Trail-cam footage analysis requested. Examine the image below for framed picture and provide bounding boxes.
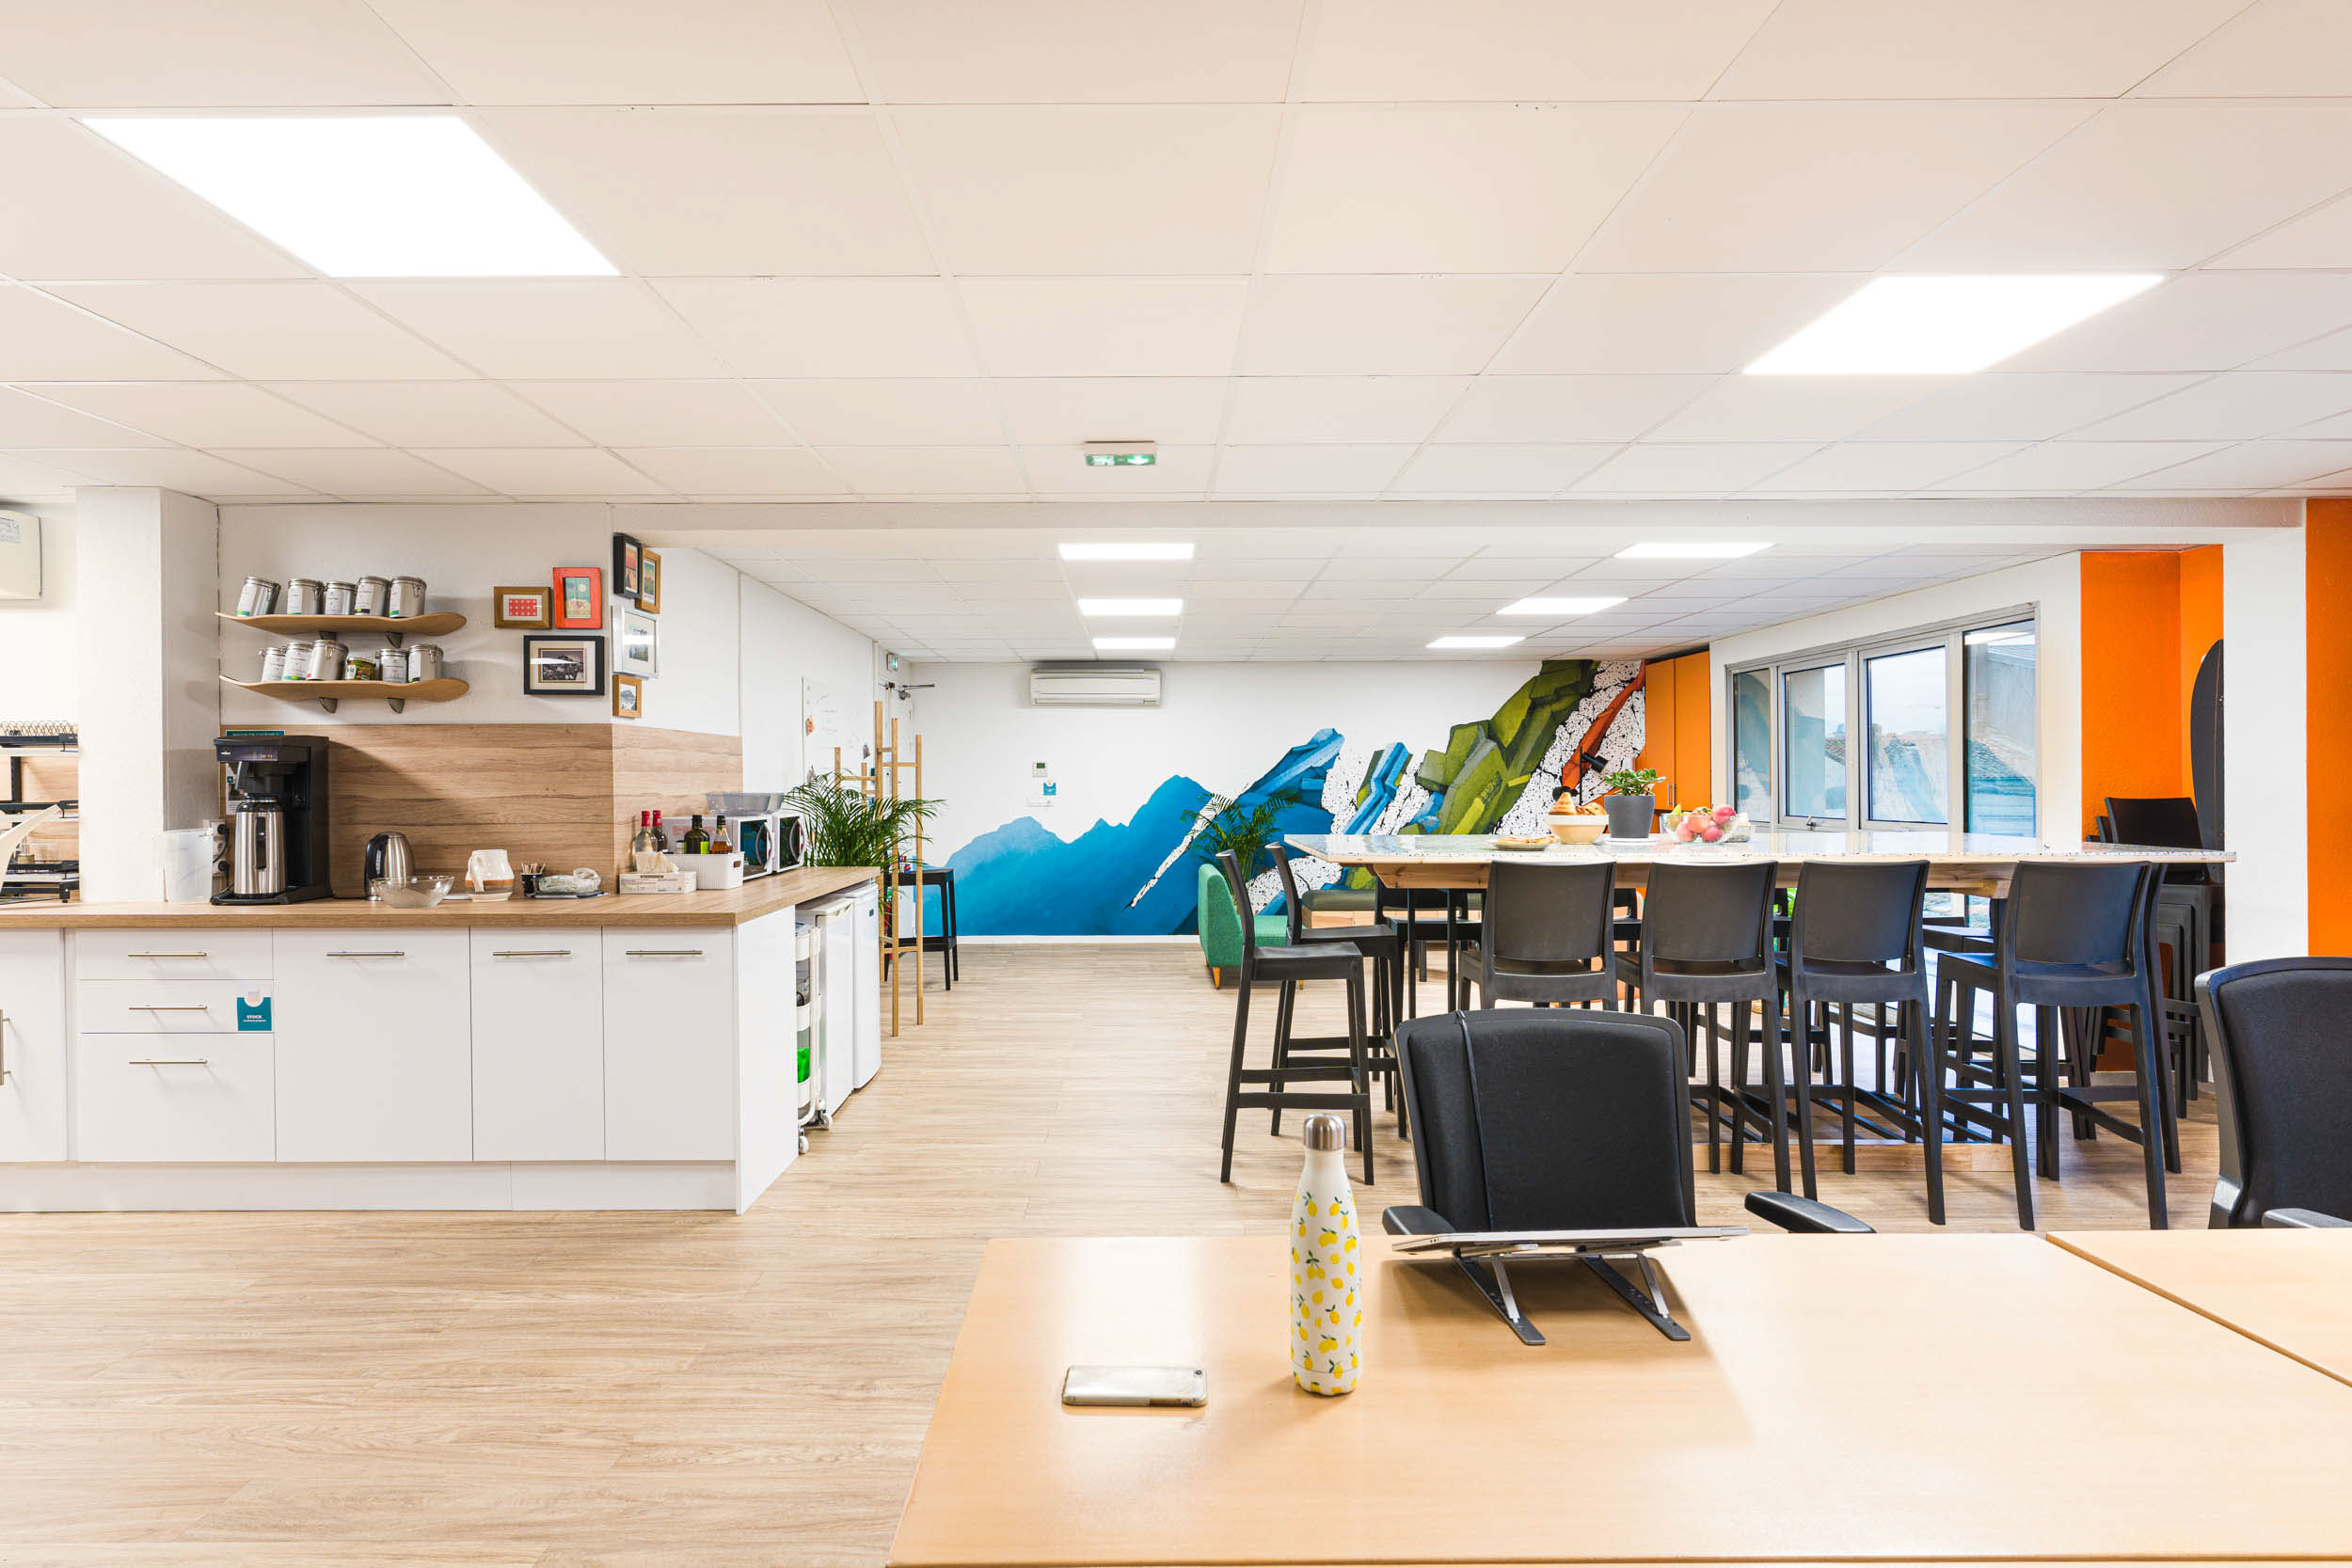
[492,584,551,629]
[612,673,643,721]
[616,608,660,677]
[522,633,606,697]
[637,547,662,614]
[551,565,603,629]
[612,532,642,603]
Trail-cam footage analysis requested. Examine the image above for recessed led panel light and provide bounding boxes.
[1427,635,1524,651]
[1058,542,1195,562]
[1745,275,2162,375]
[1500,596,1628,616]
[1616,542,1771,561]
[85,116,616,277]
[1076,597,1184,617]
[1092,636,1174,651]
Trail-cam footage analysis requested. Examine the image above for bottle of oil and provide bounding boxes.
[684,814,710,854]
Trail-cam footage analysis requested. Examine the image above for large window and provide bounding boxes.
[1728,609,2037,832]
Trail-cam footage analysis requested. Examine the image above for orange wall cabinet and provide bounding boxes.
[1638,651,1712,810]
[2078,549,2223,842]
[2309,503,2352,953]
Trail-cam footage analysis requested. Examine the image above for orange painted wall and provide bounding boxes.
[1638,651,1713,810]
[2309,503,2352,953]
[2080,552,2185,839]
[2177,545,2223,789]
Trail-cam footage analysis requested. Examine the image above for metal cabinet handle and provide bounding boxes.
[1,1006,8,1084]
[326,950,405,958]
[129,1005,214,1012]
[491,949,572,958]
[624,948,705,958]
[130,1057,210,1067]
[128,951,209,959]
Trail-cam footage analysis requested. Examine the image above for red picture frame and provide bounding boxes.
[552,565,604,630]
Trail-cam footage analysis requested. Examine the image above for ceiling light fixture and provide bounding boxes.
[1616,542,1771,561]
[1500,596,1628,616]
[1427,635,1523,651]
[1076,597,1183,617]
[1092,636,1174,651]
[84,115,615,277]
[1745,274,2162,375]
[1082,440,1158,467]
[1058,542,1194,562]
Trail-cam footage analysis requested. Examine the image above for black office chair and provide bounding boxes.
[1458,859,1618,1009]
[2197,957,2352,1228]
[1383,1008,1868,1340]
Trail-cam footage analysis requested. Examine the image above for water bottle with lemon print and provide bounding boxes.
[1290,1112,1361,1396]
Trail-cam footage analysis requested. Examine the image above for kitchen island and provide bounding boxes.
[0,867,878,1212]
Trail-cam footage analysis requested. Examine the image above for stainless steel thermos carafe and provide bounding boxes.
[229,801,286,898]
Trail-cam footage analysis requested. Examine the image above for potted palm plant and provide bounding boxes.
[784,777,941,869]
[1599,767,1662,840]
[1196,794,1284,878]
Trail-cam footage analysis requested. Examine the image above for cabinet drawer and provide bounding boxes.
[76,978,269,1035]
[74,931,272,981]
[76,1034,275,1163]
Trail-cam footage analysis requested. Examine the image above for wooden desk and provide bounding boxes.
[892,1234,2352,1566]
[2054,1228,2352,1387]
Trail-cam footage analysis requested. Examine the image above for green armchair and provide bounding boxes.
[1197,861,1286,987]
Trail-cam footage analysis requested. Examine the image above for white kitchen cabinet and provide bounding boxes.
[74,930,271,981]
[470,928,602,1162]
[76,1035,276,1164]
[0,930,69,1162]
[273,929,471,1163]
[603,928,735,1162]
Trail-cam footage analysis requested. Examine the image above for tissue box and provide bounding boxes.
[689,852,746,891]
[618,871,696,895]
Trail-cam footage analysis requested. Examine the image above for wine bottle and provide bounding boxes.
[630,810,655,858]
[651,810,671,853]
[684,814,709,854]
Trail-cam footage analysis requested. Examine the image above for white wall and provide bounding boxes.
[0,502,76,721]
[2223,525,2307,958]
[1708,555,2084,841]
[739,575,881,791]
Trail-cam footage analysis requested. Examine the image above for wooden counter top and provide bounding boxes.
[0,864,877,928]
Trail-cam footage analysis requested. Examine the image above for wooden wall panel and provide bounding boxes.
[610,725,743,874]
[320,724,614,896]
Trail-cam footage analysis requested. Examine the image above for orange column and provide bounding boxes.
[2079,552,2185,839]
[1675,652,1712,808]
[2177,544,2223,790]
[1640,656,1677,800]
[2308,503,2352,953]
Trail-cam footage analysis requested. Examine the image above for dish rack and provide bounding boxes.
[1,722,79,903]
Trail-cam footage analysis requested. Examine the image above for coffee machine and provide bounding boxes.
[213,735,332,904]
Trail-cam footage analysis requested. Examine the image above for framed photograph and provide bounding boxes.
[522,633,606,697]
[492,584,551,629]
[612,673,643,721]
[616,608,660,677]
[637,547,662,614]
[551,565,603,629]
[612,532,642,603]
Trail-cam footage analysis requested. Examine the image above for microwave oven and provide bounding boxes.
[737,811,803,879]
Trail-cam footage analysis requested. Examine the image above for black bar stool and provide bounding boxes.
[1271,847,1405,1134]
[1213,849,1373,1185]
[1927,859,2171,1228]
[2103,795,2217,1104]
[1460,859,1618,1009]
[1778,859,1932,1199]
[1615,859,1790,1191]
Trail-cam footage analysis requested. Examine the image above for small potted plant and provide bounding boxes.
[1598,767,1662,839]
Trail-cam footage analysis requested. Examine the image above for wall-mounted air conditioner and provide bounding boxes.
[1029,664,1162,707]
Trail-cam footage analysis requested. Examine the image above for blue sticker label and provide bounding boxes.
[237,994,271,1031]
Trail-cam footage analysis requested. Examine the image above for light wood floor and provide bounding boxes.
[0,944,2217,1567]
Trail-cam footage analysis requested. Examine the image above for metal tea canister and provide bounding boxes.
[353,575,391,616]
[1290,1113,1362,1396]
[235,576,280,617]
[405,642,444,682]
[284,578,325,615]
[388,576,427,618]
[322,580,358,616]
[307,636,345,682]
[374,645,409,684]
[259,643,290,682]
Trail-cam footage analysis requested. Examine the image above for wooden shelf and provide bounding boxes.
[220,674,468,716]
[217,610,467,640]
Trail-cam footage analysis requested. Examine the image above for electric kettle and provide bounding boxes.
[363,831,414,895]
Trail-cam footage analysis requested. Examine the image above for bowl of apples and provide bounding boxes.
[1666,804,1751,845]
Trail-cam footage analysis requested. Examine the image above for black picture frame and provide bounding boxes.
[522,633,607,697]
[612,532,643,603]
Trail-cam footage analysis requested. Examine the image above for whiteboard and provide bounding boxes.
[803,677,850,779]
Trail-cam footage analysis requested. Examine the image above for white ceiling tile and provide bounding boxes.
[1242,276,1548,375]
[2249,326,2352,372]
[2211,192,2352,270]
[2139,0,2352,98]
[1494,275,1854,374]
[1584,104,2086,274]
[1745,441,2028,493]
[616,447,850,496]
[50,283,467,380]
[0,0,450,105]
[0,288,217,381]
[2291,408,2352,439]
[412,447,672,497]
[1569,442,1817,494]
[934,559,1061,582]
[1212,445,1415,495]
[215,448,492,498]
[35,384,373,448]
[370,0,865,104]
[658,278,979,378]
[750,380,1002,446]
[2103,440,2352,491]
[509,381,788,446]
[819,446,1028,495]
[844,0,1302,103]
[1025,445,1216,494]
[1929,441,2230,491]
[264,381,587,447]
[2073,373,2352,441]
[0,388,173,447]
[1900,103,2352,271]
[1649,376,1951,442]
[1437,375,1712,442]
[1859,373,2205,440]
[0,453,91,500]
[1316,556,1469,580]
[962,280,1248,377]
[1715,0,2246,98]
[2001,273,2352,372]
[1223,377,1466,443]
[1267,106,1681,274]
[0,121,309,280]
[995,379,1227,445]
[10,448,314,496]
[476,110,932,277]
[896,107,1278,275]
[354,282,723,378]
[1303,0,1773,101]
[1391,444,1618,495]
